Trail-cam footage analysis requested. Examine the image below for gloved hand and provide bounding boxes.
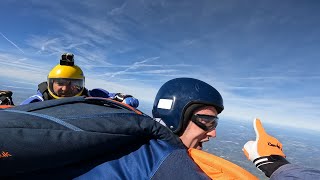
[123,97,139,108]
[243,118,289,178]
[0,90,14,105]
[114,93,139,108]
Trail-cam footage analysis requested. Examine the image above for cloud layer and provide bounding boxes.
[1,0,320,131]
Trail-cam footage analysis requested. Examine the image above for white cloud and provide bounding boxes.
[85,77,158,105]
[105,57,160,79]
[0,32,25,54]
[221,94,320,132]
[0,53,48,83]
[1,1,319,132]
[109,1,127,16]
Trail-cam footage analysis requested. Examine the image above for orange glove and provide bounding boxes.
[243,118,289,177]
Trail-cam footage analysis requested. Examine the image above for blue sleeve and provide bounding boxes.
[20,91,44,105]
[107,92,116,98]
[151,148,209,180]
[89,89,139,108]
[270,164,320,180]
[88,88,110,98]
[75,140,208,180]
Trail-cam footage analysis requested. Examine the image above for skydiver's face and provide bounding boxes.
[179,106,218,150]
[53,80,77,97]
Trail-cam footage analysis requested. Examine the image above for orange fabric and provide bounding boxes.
[0,105,13,109]
[188,148,258,180]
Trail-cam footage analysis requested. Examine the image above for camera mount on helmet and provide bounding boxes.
[60,53,74,66]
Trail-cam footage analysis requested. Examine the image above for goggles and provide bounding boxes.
[191,114,219,131]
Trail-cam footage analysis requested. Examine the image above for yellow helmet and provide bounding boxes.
[47,53,85,99]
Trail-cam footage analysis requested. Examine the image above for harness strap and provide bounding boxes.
[38,82,50,100]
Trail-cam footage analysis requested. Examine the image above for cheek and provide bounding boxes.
[188,123,207,137]
[53,86,60,91]
[191,129,207,141]
[197,132,208,139]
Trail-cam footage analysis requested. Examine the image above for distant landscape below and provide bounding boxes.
[204,119,320,179]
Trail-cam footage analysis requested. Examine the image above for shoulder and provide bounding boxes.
[151,141,209,180]
[20,91,44,105]
[75,139,209,180]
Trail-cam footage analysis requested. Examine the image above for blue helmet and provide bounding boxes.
[152,78,224,135]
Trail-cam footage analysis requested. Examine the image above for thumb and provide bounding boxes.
[253,118,267,141]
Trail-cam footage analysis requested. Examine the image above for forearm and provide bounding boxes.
[270,164,320,180]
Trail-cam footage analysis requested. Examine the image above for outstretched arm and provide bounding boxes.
[243,118,289,178]
[243,118,320,179]
[89,89,139,108]
[109,93,139,108]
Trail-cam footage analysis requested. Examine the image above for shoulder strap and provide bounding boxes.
[82,88,89,96]
[38,82,51,100]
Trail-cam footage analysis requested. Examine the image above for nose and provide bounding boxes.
[61,85,67,91]
[206,129,216,138]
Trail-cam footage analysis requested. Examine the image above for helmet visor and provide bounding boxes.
[48,78,84,98]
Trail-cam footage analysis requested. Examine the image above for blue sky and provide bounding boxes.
[1,0,320,131]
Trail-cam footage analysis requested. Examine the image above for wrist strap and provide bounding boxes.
[254,155,290,177]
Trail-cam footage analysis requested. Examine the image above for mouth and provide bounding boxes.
[58,92,72,97]
[196,142,203,150]
[196,138,210,150]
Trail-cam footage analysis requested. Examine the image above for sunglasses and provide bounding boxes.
[191,114,219,131]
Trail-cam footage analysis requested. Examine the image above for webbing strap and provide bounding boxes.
[4,109,83,131]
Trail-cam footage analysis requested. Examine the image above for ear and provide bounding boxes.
[181,104,205,135]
